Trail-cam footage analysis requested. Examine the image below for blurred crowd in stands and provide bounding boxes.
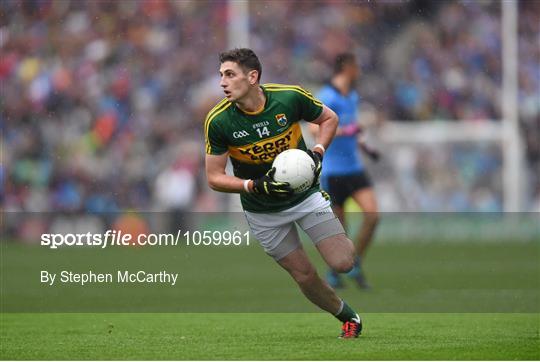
[2,0,539,214]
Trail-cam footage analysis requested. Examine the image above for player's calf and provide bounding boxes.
[289,264,318,286]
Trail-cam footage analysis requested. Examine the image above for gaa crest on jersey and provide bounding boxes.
[275,113,288,127]
[233,130,250,139]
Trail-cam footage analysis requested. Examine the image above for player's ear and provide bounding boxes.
[248,69,259,85]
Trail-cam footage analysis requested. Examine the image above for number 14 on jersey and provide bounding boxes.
[256,126,270,138]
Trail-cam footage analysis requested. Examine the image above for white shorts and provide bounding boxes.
[244,192,346,260]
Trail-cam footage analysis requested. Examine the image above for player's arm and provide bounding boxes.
[205,153,293,196]
[309,114,356,137]
[357,132,382,161]
[304,105,338,185]
[309,104,338,154]
[336,123,361,136]
[206,152,250,193]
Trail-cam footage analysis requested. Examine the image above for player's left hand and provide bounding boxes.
[306,149,323,187]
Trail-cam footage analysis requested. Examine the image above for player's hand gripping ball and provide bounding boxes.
[306,149,323,187]
[252,167,294,197]
[272,149,317,193]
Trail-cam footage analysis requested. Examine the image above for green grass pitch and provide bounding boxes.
[1,313,538,360]
[1,240,539,359]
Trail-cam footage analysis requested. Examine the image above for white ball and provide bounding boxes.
[272,149,315,193]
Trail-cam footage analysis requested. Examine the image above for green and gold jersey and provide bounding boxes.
[204,83,324,212]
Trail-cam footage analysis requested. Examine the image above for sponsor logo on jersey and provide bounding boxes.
[233,130,250,138]
[228,123,302,164]
[275,113,288,126]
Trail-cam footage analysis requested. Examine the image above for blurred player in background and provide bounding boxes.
[205,48,362,338]
[316,53,380,289]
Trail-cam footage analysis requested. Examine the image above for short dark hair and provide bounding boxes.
[219,48,262,82]
[333,52,356,74]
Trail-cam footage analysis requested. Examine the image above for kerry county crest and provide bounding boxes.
[275,113,288,126]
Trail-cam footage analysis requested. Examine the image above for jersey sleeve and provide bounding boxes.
[205,118,228,155]
[295,86,324,122]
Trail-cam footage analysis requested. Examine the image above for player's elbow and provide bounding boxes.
[207,180,221,191]
[206,174,221,191]
[329,108,338,124]
[324,108,339,131]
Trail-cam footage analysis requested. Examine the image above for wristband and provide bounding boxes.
[243,179,252,193]
[313,144,325,154]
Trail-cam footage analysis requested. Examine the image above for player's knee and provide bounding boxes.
[331,255,355,273]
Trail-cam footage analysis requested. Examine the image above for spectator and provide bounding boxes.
[2,1,537,212]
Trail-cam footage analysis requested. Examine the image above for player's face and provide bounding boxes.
[346,62,360,81]
[219,61,253,102]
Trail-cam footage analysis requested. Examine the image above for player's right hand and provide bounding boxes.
[252,167,294,197]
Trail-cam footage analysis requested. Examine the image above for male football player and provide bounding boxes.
[204,48,361,338]
[316,53,380,289]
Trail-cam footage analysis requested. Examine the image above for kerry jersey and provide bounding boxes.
[205,84,323,212]
[317,84,364,175]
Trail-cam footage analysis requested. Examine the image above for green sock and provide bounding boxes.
[334,300,358,323]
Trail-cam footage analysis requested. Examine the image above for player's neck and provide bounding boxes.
[331,75,351,95]
[236,86,266,115]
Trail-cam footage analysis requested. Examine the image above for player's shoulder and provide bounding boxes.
[263,83,316,97]
[204,98,233,128]
[263,83,322,107]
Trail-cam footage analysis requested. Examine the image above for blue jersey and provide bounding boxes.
[317,84,364,177]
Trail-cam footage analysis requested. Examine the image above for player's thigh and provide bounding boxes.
[350,171,378,213]
[296,192,346,245]
[270,225,302,262]
[244,212,301,261]
[351,187,378,214]
[315,233,355,272]
[332,204,345,225]
[293,192,353,271]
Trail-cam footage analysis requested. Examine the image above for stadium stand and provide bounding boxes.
[2,1,538,212]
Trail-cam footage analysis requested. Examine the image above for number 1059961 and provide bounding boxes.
[184,230,250,246]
